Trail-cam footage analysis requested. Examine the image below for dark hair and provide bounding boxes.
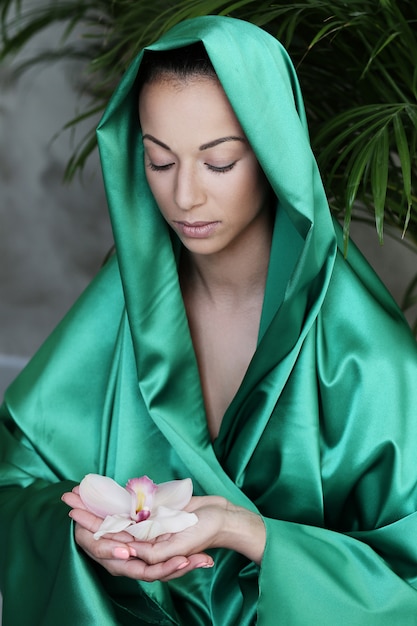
[139,42,217,87]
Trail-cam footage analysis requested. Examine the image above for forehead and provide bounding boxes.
[138,76,244,142]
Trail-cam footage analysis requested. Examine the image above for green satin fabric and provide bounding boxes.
[2,15,417,625]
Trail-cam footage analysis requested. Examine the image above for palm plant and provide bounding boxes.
[1,0,417,322]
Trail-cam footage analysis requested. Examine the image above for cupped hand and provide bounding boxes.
[129,495,265,567]
[128,495,229,566]
[61,487,214,582]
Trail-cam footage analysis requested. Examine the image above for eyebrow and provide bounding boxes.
[142,134,246,151]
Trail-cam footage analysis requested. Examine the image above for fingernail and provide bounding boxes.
[196,561,214,569]
[176,561,190,571]
[113,547,130,560]
[129,547,137,557]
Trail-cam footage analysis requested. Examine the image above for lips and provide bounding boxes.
[174,220,220,238]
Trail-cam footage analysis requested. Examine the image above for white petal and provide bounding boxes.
[126,508,198,541]
[124,519,156,541]
[153,478,193,511]
[93,514,133,539]
[79,474,131,518]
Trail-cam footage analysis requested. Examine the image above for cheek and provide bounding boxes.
[238,162,268,205]
[145,174,171,213]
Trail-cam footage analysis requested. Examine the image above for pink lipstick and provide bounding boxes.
[174,221,220,238]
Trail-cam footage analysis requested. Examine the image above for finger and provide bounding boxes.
[74,524,137,561]
[75,524,192,579]
[63,494,132,542]
[118,555,214,581]
[127,536,191,565]
[69,507,102,533]
[75,524,214,581]
[70,509,137,546]
[159,553,215,581]
[61,491,86,510]
[105,556,193,582]
[130,537,214,568]
[75,524,212,571]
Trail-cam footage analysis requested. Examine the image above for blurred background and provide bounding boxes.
[0,22,113,397]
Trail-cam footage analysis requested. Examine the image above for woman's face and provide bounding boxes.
[139,76,271,257]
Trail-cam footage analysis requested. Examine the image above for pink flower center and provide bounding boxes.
[126,476,157,522]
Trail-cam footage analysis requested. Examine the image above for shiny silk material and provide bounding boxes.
[1,15,417,625]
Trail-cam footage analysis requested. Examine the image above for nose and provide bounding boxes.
[174,163,205,211]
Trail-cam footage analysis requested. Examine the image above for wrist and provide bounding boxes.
[219,501,266,565]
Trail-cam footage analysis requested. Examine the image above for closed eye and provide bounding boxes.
[147,162,174,172]
[206,162,236,174]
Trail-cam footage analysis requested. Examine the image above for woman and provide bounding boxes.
[1,15,417,625]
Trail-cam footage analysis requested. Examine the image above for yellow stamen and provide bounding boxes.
[136,491,145,512]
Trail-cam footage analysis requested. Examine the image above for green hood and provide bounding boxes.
[96,15,336,419]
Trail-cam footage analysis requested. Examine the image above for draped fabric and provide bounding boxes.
[1,15,417,625]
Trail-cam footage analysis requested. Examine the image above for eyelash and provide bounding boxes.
[206,162,236,174]
[147,162,236,174]
[147,163,174,172]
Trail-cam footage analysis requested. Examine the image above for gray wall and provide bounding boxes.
[0,31,113,397]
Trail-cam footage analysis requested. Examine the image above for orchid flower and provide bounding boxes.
[78,473,198,541]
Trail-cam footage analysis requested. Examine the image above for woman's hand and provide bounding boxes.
[62,487,265,582]
[62,487,213,581]
[131,496,266,568]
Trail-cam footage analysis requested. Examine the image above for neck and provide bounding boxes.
[180,210,274,307]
